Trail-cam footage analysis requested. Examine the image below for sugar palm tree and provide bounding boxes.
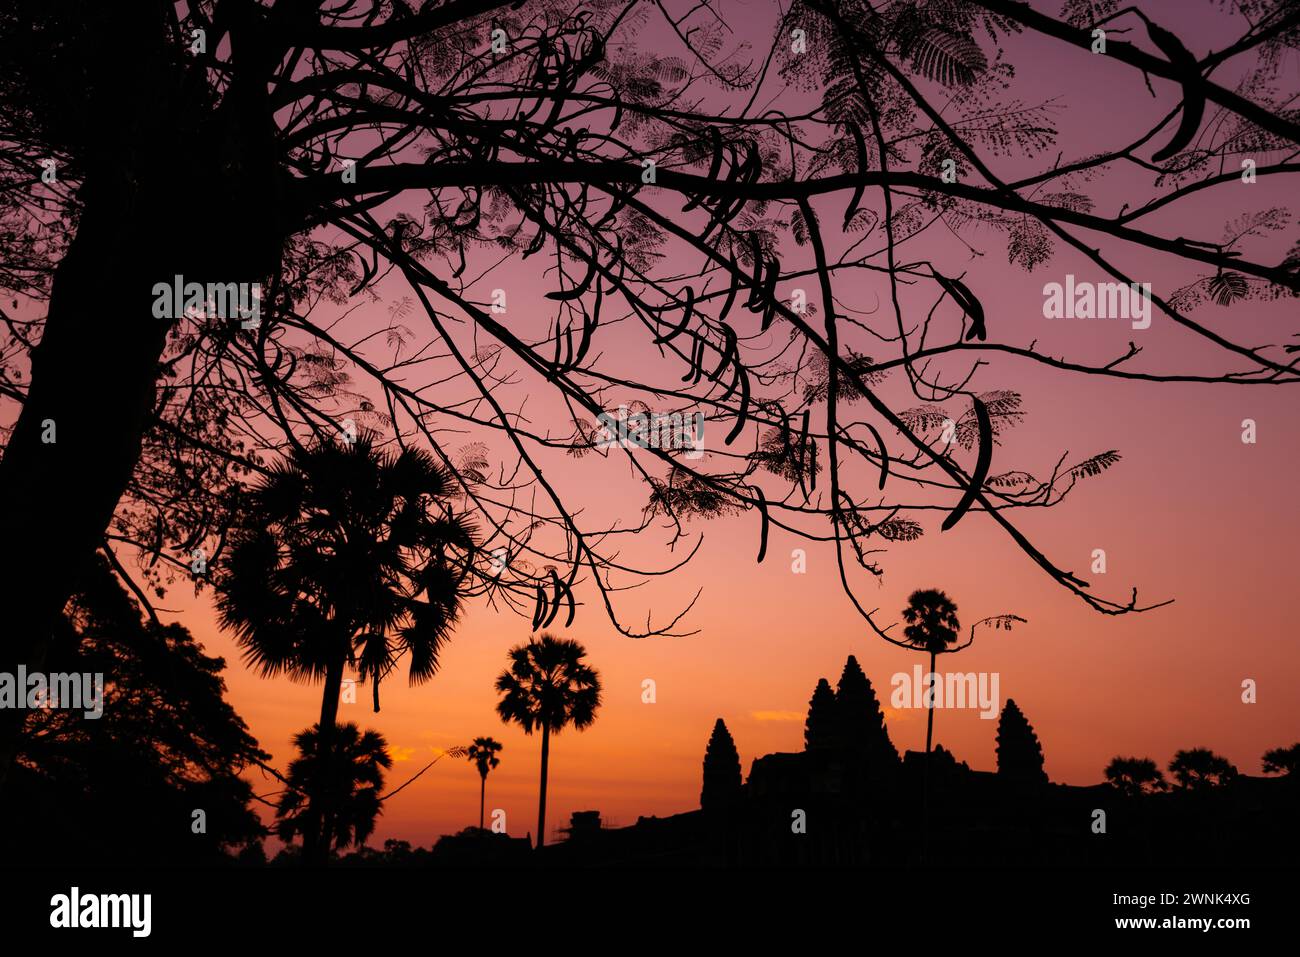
[495,633,601,848]
[1169,748,1238,790]
[275,722,393,858]
[215,433,475,863]
[900,588,961,755]
[885,589,1019,866]
[466,736,503,830]
[1262,743,1300,777]
[1105,756,1169,797]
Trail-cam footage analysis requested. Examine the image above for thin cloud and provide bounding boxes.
[750,710,804,723]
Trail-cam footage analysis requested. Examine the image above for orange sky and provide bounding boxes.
[173,361,1300,847]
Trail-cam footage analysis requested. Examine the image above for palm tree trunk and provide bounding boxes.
[925,650,937,753]
[536,722,551,848]
[922,649,936,867]
[307,655,347,865]
[479,773,486,830]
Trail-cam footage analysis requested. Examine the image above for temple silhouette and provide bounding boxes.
[296,654,1298,869]
[525,656,1298,867]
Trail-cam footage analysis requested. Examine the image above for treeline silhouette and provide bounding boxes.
[10,560,1297,869]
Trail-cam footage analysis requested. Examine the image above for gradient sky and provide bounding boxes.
[142,0,1300,848]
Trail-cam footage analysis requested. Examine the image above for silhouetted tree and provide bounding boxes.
[276,723,392,858]
[701,718,742,810]
[996,699,1048,784]
[834,656,898,766]
[1105,756,1169,797]
[804,678,838,751]
[900,589,960,754]
[382,838,415,863]
[1169,748,1237,790]
[467,736,503,830]
[215,434,473,863]
[5,555,266,864]
[1263,743,1300,777]
[495,633,601,848]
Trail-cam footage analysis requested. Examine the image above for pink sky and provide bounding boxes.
[144,0,1300,847]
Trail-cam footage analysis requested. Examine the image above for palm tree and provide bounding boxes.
[495,633,601,848]
[276,722,393,858]
[900,588,961,754]
[1262,742,1300,777]
[1105,756,1169,797]
[1169,748,1238,790]
[466,736,503,830]
[215,433,475,862]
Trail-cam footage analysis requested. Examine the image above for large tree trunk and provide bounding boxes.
[0,169,171,783]
[479,774,486,830]
[536,722,551,849]
[0,2,291,789]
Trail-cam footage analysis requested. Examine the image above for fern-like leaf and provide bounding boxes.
[1207,272,1248,306]
[1071,450,1121,480]
[909,29,987,87]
